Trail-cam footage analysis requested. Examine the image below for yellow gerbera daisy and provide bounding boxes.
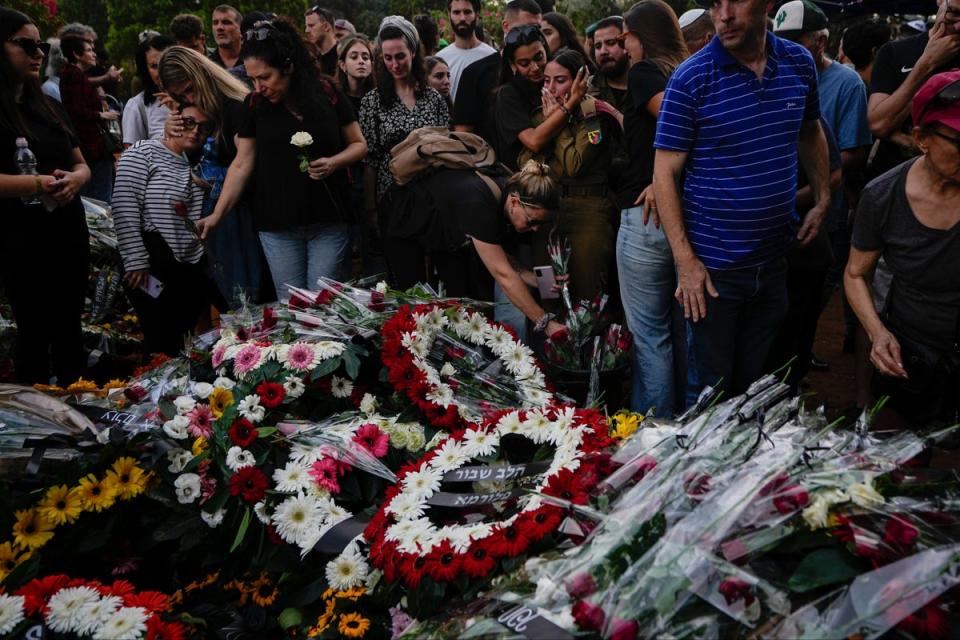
[338,612,371,638]
[37,484,83,526]
[611,412,641,440]
[76,473,118,512]
[65,377,98,393]
[103,379,127,390]
[335,586,366,601]
[105,457,149,500]
[12,508,55,550]
[192,437,209,456]
[250,573,279,607]
[0,541,28,581]
[208,387,234,419]
[308,598,337,637]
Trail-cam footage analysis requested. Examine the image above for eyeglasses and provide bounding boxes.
[917,79,960,126]
[515,196,548,229]
[181,117,213,136]
[245,21,278,42]
[7,38,51,58]
[504,23,543,48]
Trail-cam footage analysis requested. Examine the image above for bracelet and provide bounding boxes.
[533,312,554,333]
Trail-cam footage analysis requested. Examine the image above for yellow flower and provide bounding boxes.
[308,597,338,637]
[185,570,220,592]
[33,383,64,394]
[37,484,83,526]
[335,587,366,601]
[250,572,279,607]
[103,379,127,390]
[76,473,118,512]
[105,457,149,500]
[0,541,28,581]
[12,508,55,550]
[208,387,234,419]
[65,378,98,393]
[611,412,641,440]
[338,612,371,638]
[192,437,209,456]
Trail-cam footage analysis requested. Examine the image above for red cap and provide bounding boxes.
[912,70,960,131]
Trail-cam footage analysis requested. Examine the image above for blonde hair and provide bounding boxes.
[158,46,249,138]
[505,160,560,210]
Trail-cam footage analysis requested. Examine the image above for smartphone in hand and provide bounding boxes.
[534,265,559,300]
[139,274,165,299]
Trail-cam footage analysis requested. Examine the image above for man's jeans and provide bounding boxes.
[259,222,349,301]
[688,259,789,400]
[616,205,677,415]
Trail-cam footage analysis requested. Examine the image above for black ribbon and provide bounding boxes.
[312,514,371,556]
[73,404,141,427]
[22,430,101,476]
[488,601,574,640]
[427,488,526,508]
[441,461,551,484]
[802,445,829,469]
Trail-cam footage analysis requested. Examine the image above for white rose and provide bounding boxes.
[440,362,456,377]
[848,482,885,509]
[175,473,202,504]
[193,382,213,399]
[213,376,236,390]
[359,393,377,416]
[375,281,388,294]
[173,396,197,415]
[290,131,314,147]
[163,415,190,440]
[201,509,225,528]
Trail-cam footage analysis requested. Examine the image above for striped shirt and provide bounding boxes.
[654,34,820,270]
[112,139,205,273]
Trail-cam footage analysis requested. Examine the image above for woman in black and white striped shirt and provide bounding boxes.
[113,104,216,356]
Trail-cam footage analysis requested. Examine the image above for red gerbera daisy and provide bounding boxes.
[228,418,258,447]
[400,554,428,589]
[100,579,136,599]
[462,541,497,578]
[255,381,285,409]
[15,574,72,616]
[228,466,269,503]
[425,541,463,583]
[517,507,564,540]
[544,468,591,505]
[486,524,530,558]
[124,590,168,614]
[146,616,187,640]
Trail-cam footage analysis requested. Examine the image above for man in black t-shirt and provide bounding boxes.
[868,0,960,177]
[453,0,542,146]
[304,6,338,76]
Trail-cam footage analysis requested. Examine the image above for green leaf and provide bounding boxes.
[287,577,329,607]
[183,452,208,474]
[311,357,342,382]
[788,548,864,593]
[230,507,251,553]
[205,489,231,514]
[343,350,361,380]
[257,427,278,438]
[278,608,303,629]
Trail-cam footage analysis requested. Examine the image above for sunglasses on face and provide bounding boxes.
[8,37,50,58]
[180,117,212,136]
[504,23,543,47]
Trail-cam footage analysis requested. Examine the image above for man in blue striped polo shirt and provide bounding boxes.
[653,0,830,401]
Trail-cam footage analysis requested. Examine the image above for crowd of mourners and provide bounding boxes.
[2,0,959,430]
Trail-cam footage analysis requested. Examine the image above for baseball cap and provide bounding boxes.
[678,8,707,30]
[335,18,356,34]
[773,0,828,39]
[912,70,960,132]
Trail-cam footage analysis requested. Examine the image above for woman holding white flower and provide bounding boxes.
[196,19,366,297]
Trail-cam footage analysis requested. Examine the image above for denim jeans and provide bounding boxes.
[494,281,528,343]
[259,222,349,300]
[206,200,263,308]
[84,157,114,204]
[688,258,789,400]
[617,205,678,415]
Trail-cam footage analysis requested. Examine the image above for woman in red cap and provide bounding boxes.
[844,70,960,428]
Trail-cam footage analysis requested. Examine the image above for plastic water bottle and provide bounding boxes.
[15,137,41,205]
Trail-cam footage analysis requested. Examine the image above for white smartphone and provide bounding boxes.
[140,274,165,299]
[534,265,559,300]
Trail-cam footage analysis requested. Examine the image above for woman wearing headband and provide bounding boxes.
[359,15,449,280]
[197,18,366,298]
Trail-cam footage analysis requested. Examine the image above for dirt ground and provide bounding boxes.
[802,294,858,421]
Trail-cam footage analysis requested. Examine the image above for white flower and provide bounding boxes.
[401,331,428,359]
[290,131,314,147]
[440,362,456,377]
[314,341,346,359]
[524,386,548,406]
[802,489,848,530]
[375,281,388,293]
[385,491,426,521]
[325,548,369,590]
[504,342,535,375]
[462,428,498,457]
[423,430,445,451]
[226,446,256,471]
[497,411,523,434]
[192,382,213,399]
[92,606,148,640]
[47,586,101,633]
[288,441,324,465]
[330,375,354,399]
[445,526,475,554]
[173,395,196,415]
[201,509,226,528]
[848,481,885,509]
[0,594,25,635]
[431,439,469,473]
[466,312,487,340]
[359,393,377,416]
[425,383,454,407]
[175,473,202,504]
[273,461,312,493]
[166,449,194,473]
[273,494,323,547]
[162,415,190,440]
[283,375,306,399]
[213,376,236,390]
[254,500,272,525]
[484,325,514,356]
[401,467,443,499]
[387,425,409,449]
[237,394,266,423]
[76,595,123,635]
[540,606,576,632]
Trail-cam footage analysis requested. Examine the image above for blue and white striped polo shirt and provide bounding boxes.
[654,34,820,270]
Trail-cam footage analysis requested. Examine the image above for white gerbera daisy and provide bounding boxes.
[288,441,324,465]
[330,375,354,399]
[46,586,101,633]
[401,467,443,499]
[92,606,148,640]
[325,549,369,590]
[439,362,456,377]
[0,594,25,635]
[75,595,123,636]
[174,473,202,504]
[162,415,190,440]
[484,325,514,356]
[201,509,226,528]
[430,439,469,473]
[425,308,446,330]
[237,394,266,423]
[384,491,426,521]
[254,500,272,525]
[462,428,499,457]
[425,383,454,407]
[497,411,523,434]
[314,341,346,359]
[283,375,306,399]
[396,519,439,554]
[166,449,193,473]
[524,386,548,406]
[466,312,487,341]
[273,460,312,493]
[504,342,535,375]
[173,395,197,415]
[272,494,323,547]
[446,526,475,554]
[226,446,256,471]
[405,424,427,451]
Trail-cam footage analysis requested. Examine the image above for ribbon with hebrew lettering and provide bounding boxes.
[488,600,574,640]
[441,460,551,483]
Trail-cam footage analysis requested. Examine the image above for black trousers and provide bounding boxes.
[125,232,213,357]
[385,235,493,301]
[0,204,89,384]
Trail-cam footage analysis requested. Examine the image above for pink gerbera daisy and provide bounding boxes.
[211,343,227,368]
[187,404,215,438]
[284,343,318,371]
[233,344,263,376]
[309,457,342,494]
[353,423,390,458]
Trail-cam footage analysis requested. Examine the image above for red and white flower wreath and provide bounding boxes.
[381,303,554,431]
[363,406,612,587]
